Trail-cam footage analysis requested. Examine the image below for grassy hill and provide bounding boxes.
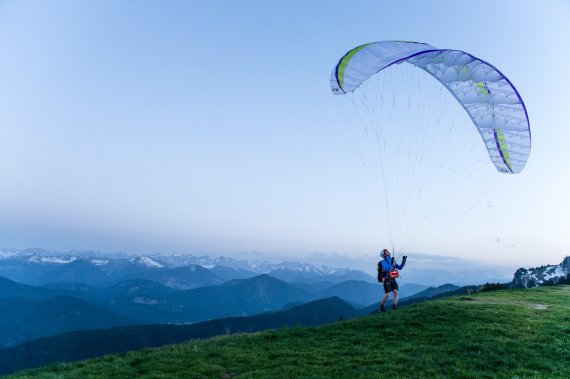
[9,285,570,378]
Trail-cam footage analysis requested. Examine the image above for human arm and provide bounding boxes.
[394,256,407,270]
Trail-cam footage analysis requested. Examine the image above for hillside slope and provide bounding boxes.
[0,296,137,348]
[0,297,360,375]
[10,286,570,378]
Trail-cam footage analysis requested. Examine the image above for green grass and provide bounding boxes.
[9,286,570,378]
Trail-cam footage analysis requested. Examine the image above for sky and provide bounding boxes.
[0,0,569,270]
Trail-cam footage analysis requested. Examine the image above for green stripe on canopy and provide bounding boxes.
[337,44,372,92]
[496,129,512,170]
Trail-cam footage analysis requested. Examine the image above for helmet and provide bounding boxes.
[380,249,390,258]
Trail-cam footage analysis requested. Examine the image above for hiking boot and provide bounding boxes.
[392,304,399,310]
[380,305,386,313]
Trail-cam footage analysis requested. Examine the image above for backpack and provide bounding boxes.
[377,260,386,283]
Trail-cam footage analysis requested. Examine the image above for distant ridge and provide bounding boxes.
[0,295,136,348]
[406,283,461,300]
[0,297,360,375]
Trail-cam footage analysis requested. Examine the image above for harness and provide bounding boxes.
[378,257,399,280]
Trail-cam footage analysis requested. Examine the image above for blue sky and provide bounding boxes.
[0,0,568,269]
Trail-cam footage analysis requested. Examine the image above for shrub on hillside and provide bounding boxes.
[480,282,509,292]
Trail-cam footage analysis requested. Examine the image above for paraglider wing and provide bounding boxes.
[330,41,531,174]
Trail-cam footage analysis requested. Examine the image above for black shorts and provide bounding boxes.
[383,279,398,293]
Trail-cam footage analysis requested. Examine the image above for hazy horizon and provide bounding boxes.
[3,245,555,285]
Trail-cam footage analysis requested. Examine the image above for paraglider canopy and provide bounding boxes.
[330,41,531,174]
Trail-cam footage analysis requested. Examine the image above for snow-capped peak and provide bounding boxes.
[271,261,342,275]
[90,259,110,266]
[27,256,78,264]
[134,256,164,268]
[512,257,569,288]
[0,250,18,259]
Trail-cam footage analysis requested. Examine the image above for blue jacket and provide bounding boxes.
[380,257,405,278]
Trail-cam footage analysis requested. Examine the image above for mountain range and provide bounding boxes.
[0,249,377,289]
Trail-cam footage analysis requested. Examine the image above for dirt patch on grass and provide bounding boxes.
[460,298,549,310]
